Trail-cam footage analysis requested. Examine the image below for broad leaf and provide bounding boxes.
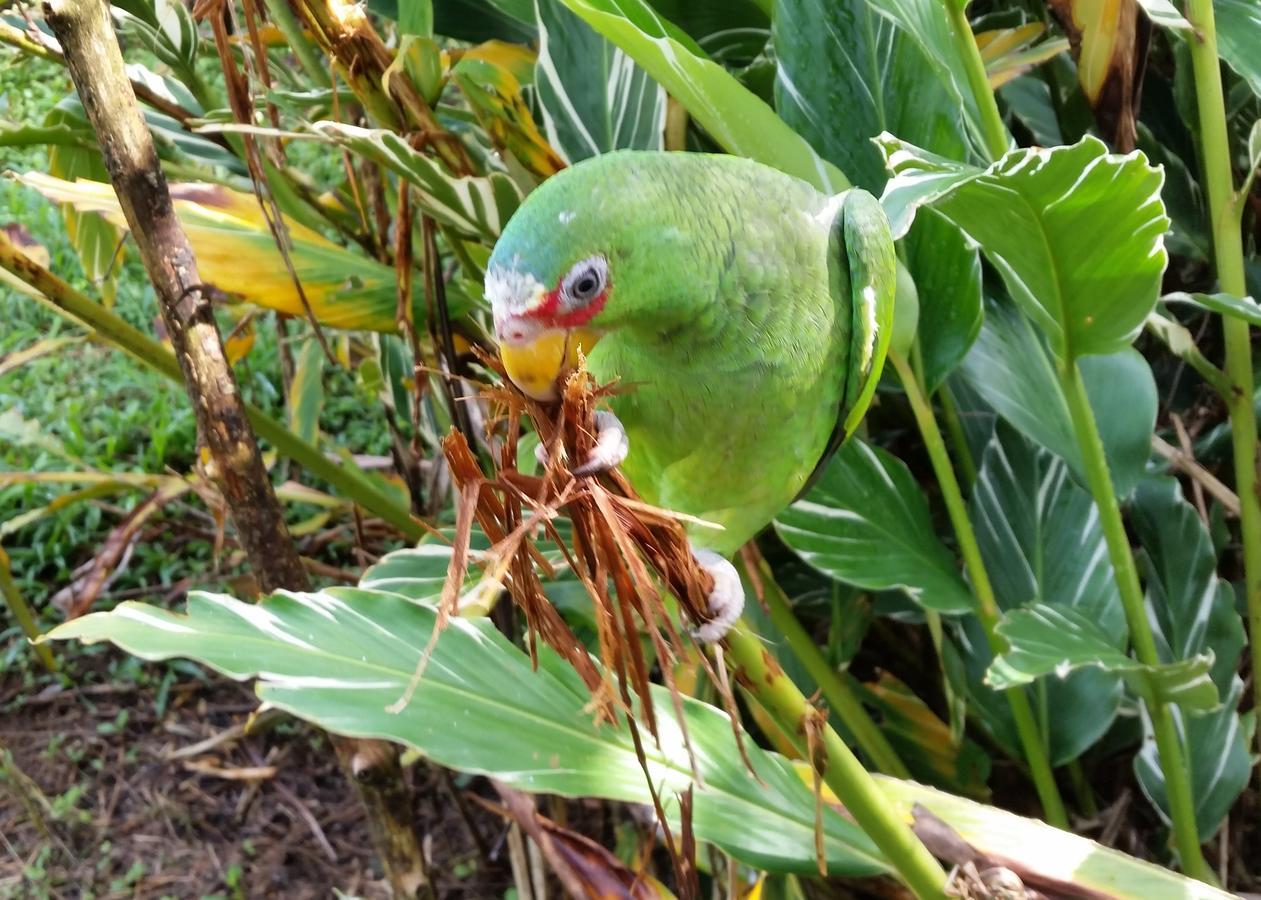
[535,0,665,162]
[18,173,443,333]
[965,424,1125,763]
[1214,0,1261,99]
[451,54,568,179]
[1162,291,1261,328]
[288,339,326,446]
[313,123,525,241]
[1131,478,1245,692]
[773,0,968,194]
[987,605,1218,712]
[904,211,982,393]
[556,0,849,192]
[773,0,981,391]
[48,589,889,877]
[775,438,974,613]
[879,134,1169,360]
[46,104,120,307]
[1135,0,1191,30]
[959,300,1158,498]
[1135,679,1251,843]
[1130,477,1249,841]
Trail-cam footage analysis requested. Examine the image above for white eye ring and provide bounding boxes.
[560,256,608,307]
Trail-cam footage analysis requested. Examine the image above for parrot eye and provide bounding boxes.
[561,256,608,307]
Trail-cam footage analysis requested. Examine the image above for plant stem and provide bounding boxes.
[262,0,332,88]
[944,0,1009,162]
[0,231,423,543]
[1183,0,1261,772]
[751,559,912,778]
[937,384,977,488]
[1057,360,1212,880]
[0,547,57,673]
[890,351,1069,829]
[724,622,948,899]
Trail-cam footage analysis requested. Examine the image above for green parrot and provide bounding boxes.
[486,150,895,641]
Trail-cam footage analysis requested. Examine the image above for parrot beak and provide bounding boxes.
[498,324,602,401]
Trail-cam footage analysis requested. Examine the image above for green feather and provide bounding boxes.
[487,151,896,556]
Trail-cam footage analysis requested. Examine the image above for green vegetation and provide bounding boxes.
[1,0,1259,896]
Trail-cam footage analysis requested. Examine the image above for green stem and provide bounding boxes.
[944,0,1009,162]
[938,383,977,488]
[1183,0,1261,774]
[724,622,948,899]
[753,559,912,778]
[890,350,1069,829]
[262,0,332,88]
[1057,360,1212,880]
[0,232,424,543]
[0,547,57,673]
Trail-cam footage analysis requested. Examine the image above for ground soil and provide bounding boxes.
[0,660,517,899]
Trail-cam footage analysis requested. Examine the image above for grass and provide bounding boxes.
[0,48,399,677]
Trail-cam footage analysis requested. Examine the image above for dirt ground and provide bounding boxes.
[0,660,517,899]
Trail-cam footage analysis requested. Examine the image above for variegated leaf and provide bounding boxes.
[963,424,1125,763]
[312,122,524,240]
[534,0,665,162]
[17,172,450,332]
[1129,477,1248,841]
[878,134,1169,361]
[775,438,975,614]
[987,604,1218,712]
[555,0,848,192]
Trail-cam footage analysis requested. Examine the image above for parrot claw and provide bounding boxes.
[570,410,629,477]
[691,548,744,643]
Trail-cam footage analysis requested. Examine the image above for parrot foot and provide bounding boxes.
[572,410,630,477]
[691,548,744,643]
[532,410,629,476]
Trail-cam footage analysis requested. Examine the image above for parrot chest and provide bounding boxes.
[586,323,842,555]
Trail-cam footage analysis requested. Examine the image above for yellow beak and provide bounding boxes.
[499,328,602,401]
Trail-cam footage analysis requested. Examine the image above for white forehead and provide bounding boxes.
[485,263,547,317]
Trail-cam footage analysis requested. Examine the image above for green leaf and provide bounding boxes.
[987,605,1218,712]
[555,0,849,192]
[399,0,434,35]
[1214,0,1261,98]
[45,105,120,308]
[904,211,982,393]
[1162,291,1261,327]
[1131,478,1246,691]
[47,589,889,877]
[112,0,201,79]
[1129,477,1249,841]
[430,0,538,42]
[775,438,974,614]
[878,134,1169,360]
[773,0,980,390]
[534,0,665,162]
[773,0,969,194]
[313,122,524,241]
[959,301,1158,499]
[964,425,1126,762]
[1135,679,1250,843]
[288,339,326,446]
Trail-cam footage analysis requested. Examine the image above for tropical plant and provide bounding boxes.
[1,0,1259,895]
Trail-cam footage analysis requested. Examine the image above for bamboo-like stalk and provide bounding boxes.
[723,622,948,899]
[751,558,912,778]
[0,233,423,542]
[18,2,432,888]
[944,1,1009,161]
[889,351,1069,829]
[1182,0,1261,772]
[1057,361,1212,880]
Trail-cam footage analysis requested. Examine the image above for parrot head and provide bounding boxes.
[485,151,704,400]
